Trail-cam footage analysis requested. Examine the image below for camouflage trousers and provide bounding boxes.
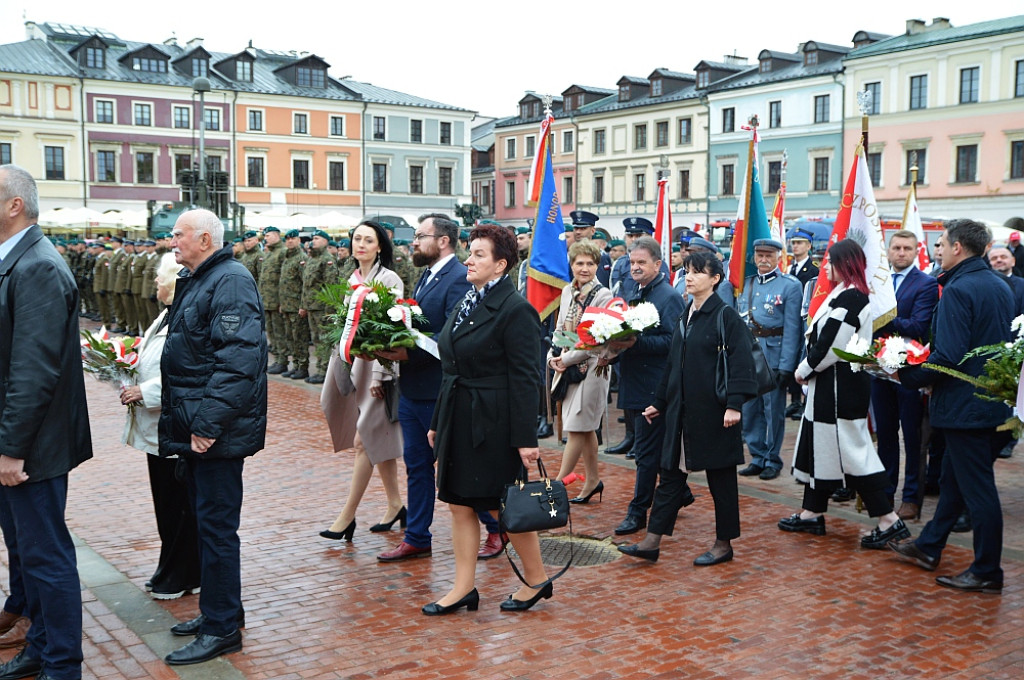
[307,309,331,376]
[282,311,310,371]
[265,308,287,361]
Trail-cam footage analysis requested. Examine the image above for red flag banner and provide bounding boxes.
[655,177,673,283]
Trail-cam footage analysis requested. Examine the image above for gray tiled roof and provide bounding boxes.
[0,39,79,77]
[619,75,650,85]
[572,87,698,117]
[847,14,1024,59]
[649,68,692,80]
[562,84,616,96]
[710,51,843,92]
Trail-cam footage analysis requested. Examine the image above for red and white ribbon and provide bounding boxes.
[340,284,373,363]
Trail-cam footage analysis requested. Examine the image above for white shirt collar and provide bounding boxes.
[0,225,33,261]
[429,253,456,278]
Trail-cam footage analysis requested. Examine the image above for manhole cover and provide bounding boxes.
[506,535,620,567]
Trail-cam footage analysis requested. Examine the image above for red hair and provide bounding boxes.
[828,239,869,295]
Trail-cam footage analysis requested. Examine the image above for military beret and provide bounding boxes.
[243,230,258,239]
[285,229,300,239]
[381,222,395,232]
[264,226,281,234]
[478,219,502,227]
[232,237,243,244]
[687,237,720,254]
[564,224,575,233]
[328,240,338,247]
[609,239,626,248]
[312,229,330,240]
[672,244,681,253]
[514,226,531,236]
[394,238,409,246]
[789,228,813,242]
[622,217,654,235]
[570,210,599,227]
[339,239,350,248]
[157,232,171,239]
[459,230,470,240]
[593,228,610,241]
[753,238,784,251]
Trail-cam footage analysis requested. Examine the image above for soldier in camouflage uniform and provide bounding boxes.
[106,237,128,331]
[258,226,288,374]
[278,229,310,380]
[80,242,98,320]
[129,241,148,334]
[116,241,138,334]
[240,230,261,283]
[93,242,114,326]
[336,238,357,282]
[382,223,421,294]
[299,229,336,384]
[138,240,159,328]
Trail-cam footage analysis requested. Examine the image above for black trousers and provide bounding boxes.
[649,467,740,541]
[625,412,665,519]
[147,455,201,592]
[802,471,891,517]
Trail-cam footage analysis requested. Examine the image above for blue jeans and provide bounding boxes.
[742,385,786,470]
[399,396,437,549]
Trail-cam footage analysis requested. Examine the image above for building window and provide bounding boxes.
[293,113,308,135]
[248,110,263,131]
[134,103,151,126]
[45,146,65,180]
[769,101,782,128]
[0,143,10,165]
[959,67,979,104]
[136,151,154,184]
[910,75,928,110]
[96,150,116,182]
[656,121,668,148]
[619,84,630,101]
[505,180,516,207]
[867,152,882,187]
[813,158,830,191]
[722,164,735,196]
[372,163,387,192]
[594,176,605,203]
[192,58,208,78]
[330,116,344,137]
[204,109,220,131]
[723,108,735,133]
[506,138,516,159]
[409,165,424,194]
[1010,141,1024,180]
[85,46,104,68]
[814,95,830,124]
[760,59,771,73]
[1017,60,1024,97]
[293,159,309,189]
[678,118,692,144]
[594,129,606,154]
[955,145,978,183]
[439,167,453,195]
[296,66,325,88]
[634,173,646,202]
[236,60,252,81]
[805,50,818,66]
[563,176,573,204]
[864,82,881,115]
[373,116,386,141]
[247,157,264,187]
[173,106,190,129]
[697,71,709,88]
[526,135,536,158]
[329,161,344,190]
[132,57,166,72]
[634,124,647,150]
[205,156,222,173]
[410,120,422,143]
[906,149,926,185]
[679,170,690,199]
[563,130,574,153]
[651,79,663,96]
[96,100,114,124]
[767,161,782,194]
[174,154,191,180]
[440,122,452,145]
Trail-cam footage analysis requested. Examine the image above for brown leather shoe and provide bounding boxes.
[896,502,921,521]
[0,616,30,649]
[376,541,431,562]
[477,532,505,560]
[0,610,20,636]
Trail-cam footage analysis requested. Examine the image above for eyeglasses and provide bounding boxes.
[412,233,438,242]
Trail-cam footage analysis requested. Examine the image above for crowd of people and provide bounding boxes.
[1,156,1022,676]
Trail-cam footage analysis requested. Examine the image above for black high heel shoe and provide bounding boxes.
[370,506,407,533]
[422,588,480,616]
[570,480,604,504]
[499,582,553,612]
[320,519,356,541]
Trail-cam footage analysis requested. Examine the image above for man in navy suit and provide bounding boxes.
[871,230,939,521]
[377,214,473,562]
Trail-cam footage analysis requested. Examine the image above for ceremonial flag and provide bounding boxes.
[902,182,930,270]
[806,145,896,330]
[654,177,673,283]
[770,180,788,272]
[526,114,555,207]
[728,130,771,295]
[526,119,570,320]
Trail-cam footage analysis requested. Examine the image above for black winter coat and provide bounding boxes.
[159,246,267,459]
[652,293,757,471]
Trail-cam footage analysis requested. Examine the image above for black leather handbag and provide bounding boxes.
[500,459,569,533]
[715,305,777,406]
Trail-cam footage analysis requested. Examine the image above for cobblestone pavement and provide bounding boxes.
[2,342,1024,679]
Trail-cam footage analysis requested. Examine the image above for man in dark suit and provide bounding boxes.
[988,246,1024,315]
[871,230,939,521]
[0,164,92,680]
[377,214,473,562]
[605,237,685,535]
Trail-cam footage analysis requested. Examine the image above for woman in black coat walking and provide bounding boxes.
[619,252,756,565]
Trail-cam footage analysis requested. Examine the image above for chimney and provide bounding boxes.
[906,19,926,35]
[929,17,951,31]
[186,37,204,50]
[246,39,256,57]
[723,54,748,66]
[163,34,178,47]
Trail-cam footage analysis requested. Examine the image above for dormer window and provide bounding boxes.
[85,46,104,68]
[619,84,629,101]
[297,66,325,88]
[760,59,771,73]
[192,58,209,77]
[651,79,662,96]
[532,101,540,117]
[236,60,252,81]
[805,50,818,66]
[520,104,528,118]
[133,57,167,73]
[697,71,709,88]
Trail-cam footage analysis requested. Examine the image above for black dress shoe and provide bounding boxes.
[605,435,634,454]
[778,513,826,536]
[758,467,781,480]
[171,612,246,636]
[951,511,972,533]
[536,422,554,439]
[694,548,734,566]
[860,518,911,549]
[831,487,856,502]
[888,539,939,571]
[936,569,1002,594]
[618,544,659,562]
[614,515,646,535]
[290,369,309,380]
[0,649,41,680]
[738,463,764,477]
[499,583,553,612]
[165,631,243,665]
[422,588,480,616]
[624,450,636,460]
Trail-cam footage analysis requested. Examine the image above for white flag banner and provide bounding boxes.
[846,151,897,329]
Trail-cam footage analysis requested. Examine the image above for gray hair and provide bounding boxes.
[631,236,662,262]
[0,164,40,220]
[183,208,224,246]
[155,252,182,303]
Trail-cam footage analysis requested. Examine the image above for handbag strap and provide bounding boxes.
[502,458,573,589]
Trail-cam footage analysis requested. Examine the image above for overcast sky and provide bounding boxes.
[2,1,1021,119]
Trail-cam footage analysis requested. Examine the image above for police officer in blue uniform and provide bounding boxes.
[736,238,804,480]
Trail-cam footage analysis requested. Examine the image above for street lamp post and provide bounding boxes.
[193,77,211,209]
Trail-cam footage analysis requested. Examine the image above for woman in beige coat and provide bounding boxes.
[319,221,406,540]
[549,240,613,503]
